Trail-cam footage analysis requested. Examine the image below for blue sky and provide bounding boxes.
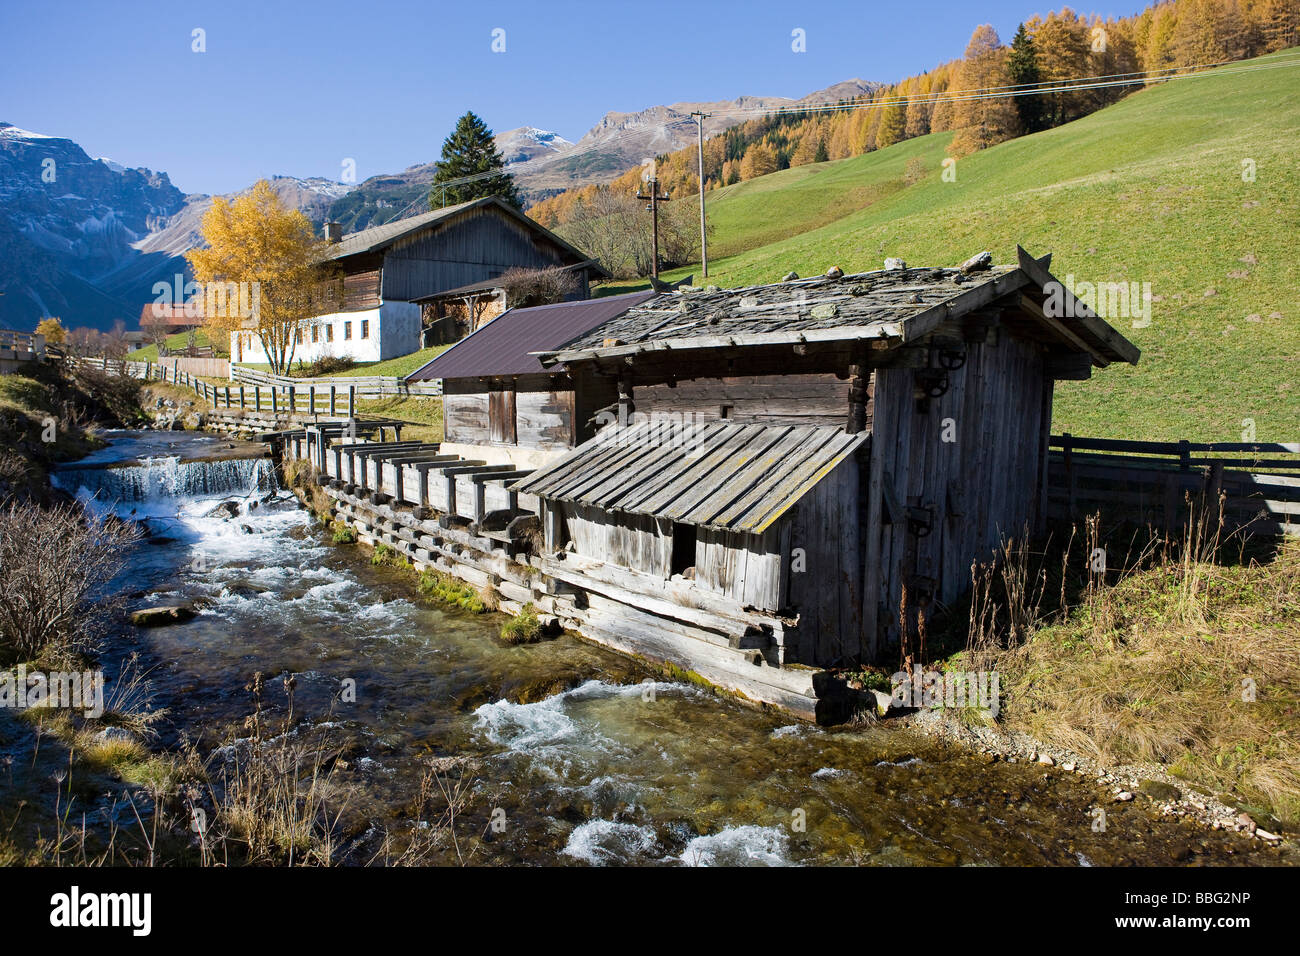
[0,0,1142,195]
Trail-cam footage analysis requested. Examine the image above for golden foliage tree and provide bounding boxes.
[739,142,778,180]
[950,25,1022,156]
[186,181,331,375]
[34,317,67,345]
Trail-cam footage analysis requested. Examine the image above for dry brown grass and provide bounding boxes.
[966,504,1300,826]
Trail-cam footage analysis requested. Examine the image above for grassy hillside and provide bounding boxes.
[129,329,219,362]
[613,50,1300,442]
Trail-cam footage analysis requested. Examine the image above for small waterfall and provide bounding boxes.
[56,456,278,503]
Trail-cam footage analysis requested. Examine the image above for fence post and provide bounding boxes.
[1178,439,1191,472]
[348,385,356,418]
[288,385,296,417]
[240,386,246,409]
[309,385,316,416]
[1061,432,1076,519]
[271,387,279,415]
[225,385,231,409]
[329,385,337,416]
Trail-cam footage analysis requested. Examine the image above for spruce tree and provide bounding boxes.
[429,111,522,210]
[1008,24,1047,134]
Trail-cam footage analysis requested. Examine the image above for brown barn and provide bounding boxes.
[513,249,1139,695]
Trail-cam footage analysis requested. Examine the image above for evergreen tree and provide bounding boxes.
[429,111,521,210]
[1007,24,1047,133]
[814,137,829,163]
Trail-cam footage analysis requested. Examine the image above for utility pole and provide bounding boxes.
[636,175,669,282]
[690,111,709,278]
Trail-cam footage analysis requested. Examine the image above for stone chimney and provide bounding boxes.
[324,221,342,244]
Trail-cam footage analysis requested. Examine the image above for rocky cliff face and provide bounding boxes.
[0,123,190,331]
[0,125,358,333]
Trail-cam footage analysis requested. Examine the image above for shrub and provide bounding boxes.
[302,354,356,377]
[331,523,356,545]
[0,499,141,663]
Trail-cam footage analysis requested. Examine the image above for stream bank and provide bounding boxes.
[0,421,1290,865]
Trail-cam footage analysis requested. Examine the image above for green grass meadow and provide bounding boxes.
[596,50,1300,442]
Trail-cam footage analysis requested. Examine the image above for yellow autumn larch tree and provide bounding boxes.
[186,180,333,375]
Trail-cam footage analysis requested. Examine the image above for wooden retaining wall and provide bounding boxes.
[281,431,827,720]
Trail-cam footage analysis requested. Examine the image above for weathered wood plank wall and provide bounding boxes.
[864,330,1050,656]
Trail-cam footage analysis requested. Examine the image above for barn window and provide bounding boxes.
[361,319,370,339]
[670,522,697,577]
[489,384,517,444]
[326,324,334,342]
[312,325,319,344]
[343,321,352,340]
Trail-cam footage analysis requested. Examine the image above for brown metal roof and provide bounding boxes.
[405,290,656,381]
[513,420,868,533]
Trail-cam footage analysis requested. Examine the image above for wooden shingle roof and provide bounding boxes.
[540,248,1139,367]
[512,420,868,533]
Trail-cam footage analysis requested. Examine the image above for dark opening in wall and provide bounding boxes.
[670,522,697,577]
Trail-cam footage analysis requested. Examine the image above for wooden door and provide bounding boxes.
[489,385,517,444]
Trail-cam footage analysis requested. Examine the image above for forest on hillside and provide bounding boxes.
[529,0,1299,276]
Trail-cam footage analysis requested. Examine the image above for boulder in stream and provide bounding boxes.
[206,500,242,519]
[130,605,197,627]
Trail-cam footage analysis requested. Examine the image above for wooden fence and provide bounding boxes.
[73,356,378,416]
[1047,434,1300,538]
[156,355,230,379]
[231,365,442,398]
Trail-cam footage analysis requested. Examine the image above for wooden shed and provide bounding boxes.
[516,248,1140,675]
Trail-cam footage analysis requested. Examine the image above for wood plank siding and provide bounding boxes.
[380,206,578,303]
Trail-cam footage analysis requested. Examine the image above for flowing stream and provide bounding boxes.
[53,430,1284,866]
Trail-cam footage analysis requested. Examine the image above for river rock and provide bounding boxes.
[130,605,197,627]
[1138,780,1181,802]
[869,689,896,717]
[206,500,242,519]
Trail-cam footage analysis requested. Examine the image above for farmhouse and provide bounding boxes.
[407,290,655,469]
[231,196,607,365]
[513,247,1139,685]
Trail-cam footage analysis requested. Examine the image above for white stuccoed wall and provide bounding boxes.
[230,301,422,365]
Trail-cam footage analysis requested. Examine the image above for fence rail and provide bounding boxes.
[71,356,402,416]
[231,365,441,398]
[1048,433,1300,538]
